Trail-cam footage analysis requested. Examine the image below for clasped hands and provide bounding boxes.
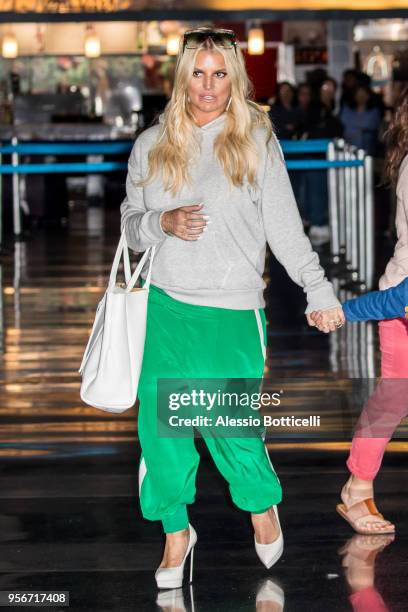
[306,306,346,333]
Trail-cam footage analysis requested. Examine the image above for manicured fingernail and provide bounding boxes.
[197,235,203,240]
[202,215,210,220]
[203,227,208,232]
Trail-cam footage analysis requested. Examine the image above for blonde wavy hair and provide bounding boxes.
[136,27,274,198]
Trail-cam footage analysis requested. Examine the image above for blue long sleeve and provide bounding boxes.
[343,277,408,322]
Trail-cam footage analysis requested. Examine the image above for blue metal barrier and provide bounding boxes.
[0,159,364,174]
[281,139,331,154]
[286,159,364,170]
[0,138,330,156]
[0,162,127,174]
[0,138,133,237]
[0,141,133,155]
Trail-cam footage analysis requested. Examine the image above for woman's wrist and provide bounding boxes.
[160,211,172,236]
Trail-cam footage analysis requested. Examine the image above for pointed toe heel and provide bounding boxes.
[155,523,197,590]
[254,505,284,569]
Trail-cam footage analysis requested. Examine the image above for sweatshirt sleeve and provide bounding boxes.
[260,132,341,314]
[120,134,167,252]
[343,277,408,321]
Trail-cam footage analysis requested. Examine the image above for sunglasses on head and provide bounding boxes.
[182,29,237,54]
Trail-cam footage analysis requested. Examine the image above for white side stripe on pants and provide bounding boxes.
[254,309,276,479]
[254,309,267,362]
[139,455,147,496]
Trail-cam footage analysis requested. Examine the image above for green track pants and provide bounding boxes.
[137,284,282,533]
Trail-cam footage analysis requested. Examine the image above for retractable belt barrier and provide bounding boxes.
[0,137,131,238]
[0,137,374,291]
[326,138,375,291]
[283,137,374,291]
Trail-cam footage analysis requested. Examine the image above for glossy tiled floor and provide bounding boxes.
[0,202,407,611]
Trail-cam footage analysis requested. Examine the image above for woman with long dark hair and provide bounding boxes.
[333,84,408,534]
[268,81,299,140]
[120,26,343,588]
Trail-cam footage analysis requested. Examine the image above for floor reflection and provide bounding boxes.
[256,579,285,611]
[154,579,285,612]
[156,586,190,612]
[339,534,394,612]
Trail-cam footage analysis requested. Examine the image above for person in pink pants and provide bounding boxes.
[311,279,408,534]
[336,316,408,534]
[339,84,408,535]
[346,317,408,482]
[311,84,408,534]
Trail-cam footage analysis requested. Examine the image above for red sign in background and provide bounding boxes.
[215,21,282,102]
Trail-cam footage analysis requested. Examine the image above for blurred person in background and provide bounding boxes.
[320,77,338,113]
[296,82,313,126]
[287,82,313,224]
[358,72,387,121]
[340,69,360,111]
[339,83,382,156]
[268,81,302,223]
[268,81,299,140]
[294,77,343,245]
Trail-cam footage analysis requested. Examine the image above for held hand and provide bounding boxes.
[160,203,209,241]
[306,313,317,327]
[306,306,346,333]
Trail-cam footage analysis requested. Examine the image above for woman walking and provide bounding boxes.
[332,84,408,534]
[120,26,343,589]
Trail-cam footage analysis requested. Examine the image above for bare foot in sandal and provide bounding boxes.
[336,475,395,535]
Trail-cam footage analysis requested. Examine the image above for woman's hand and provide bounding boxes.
[160,203,209,241]
[306,306,346,333]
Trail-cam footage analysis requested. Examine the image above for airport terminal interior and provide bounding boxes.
[0,5,408,612]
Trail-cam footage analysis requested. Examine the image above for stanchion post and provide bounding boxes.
[336,139,347,259]
[11,136,21,237]
[359,321,368,378]
[327,141,340,260]
[366,322,376,379]
[344,146,353,271]
[364,155,375,290]
[0,150,2,251]
[357,149,366,288]
[349,145,359,279]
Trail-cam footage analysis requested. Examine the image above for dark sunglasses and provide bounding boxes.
[182,29,237,54]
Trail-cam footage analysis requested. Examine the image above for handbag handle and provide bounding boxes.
[123,243,131,285]
[126,243,155,292]
[109,228,155,291]
[109,229,128,289]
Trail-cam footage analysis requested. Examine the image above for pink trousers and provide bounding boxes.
[346,317,408,480]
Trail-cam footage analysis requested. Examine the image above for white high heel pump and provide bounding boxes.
[254,505,284,569]
[155,523,197,589]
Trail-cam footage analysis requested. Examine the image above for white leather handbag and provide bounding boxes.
[78,228,155,413]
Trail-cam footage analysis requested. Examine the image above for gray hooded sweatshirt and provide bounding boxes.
[120,111,341,312]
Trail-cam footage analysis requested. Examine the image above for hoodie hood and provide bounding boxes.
[158,111,227,134]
